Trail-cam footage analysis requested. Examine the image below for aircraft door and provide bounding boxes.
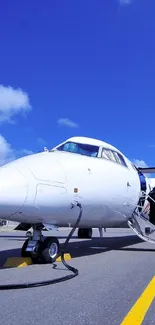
[137,170,147,210]
[125,163,142,216]
[138,170,147,192]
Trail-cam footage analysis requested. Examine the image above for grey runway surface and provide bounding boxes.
[0,228,155,325]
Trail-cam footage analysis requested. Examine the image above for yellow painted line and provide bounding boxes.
[3,257,32,268]
[120,276,155,325]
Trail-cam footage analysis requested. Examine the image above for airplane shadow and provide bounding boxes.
[58,235,147,259]
[0,248,20,268]
[0,234,153,269]
[0,235,26,238]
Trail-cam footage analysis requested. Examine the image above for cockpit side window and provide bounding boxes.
[101,148,127,167]
[102,149,116,162]
[131,163,137,171]
[113,152,122,164]
[117,152,127,167]
[55,141,99,157]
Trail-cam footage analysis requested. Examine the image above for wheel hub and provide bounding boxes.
[49,242,58,258]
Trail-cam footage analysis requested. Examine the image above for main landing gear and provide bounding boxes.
[78,228,92,239]
[77,227,105,238]
[21,224,60,263]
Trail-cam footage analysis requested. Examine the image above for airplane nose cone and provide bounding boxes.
[0,166,27,218]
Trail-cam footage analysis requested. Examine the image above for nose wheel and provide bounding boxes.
[40,237,60,263]
[21,227,60,263]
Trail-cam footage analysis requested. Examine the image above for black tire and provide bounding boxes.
[78,228,92,239]
[78,228,85,238]
[86,228,92,238]
[41,237,60,263]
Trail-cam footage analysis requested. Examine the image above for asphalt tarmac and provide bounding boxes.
[0,227,155,325]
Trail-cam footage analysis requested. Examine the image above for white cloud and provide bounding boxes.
[133,159,148,168]
[0,135,15,166]
[0,85,31,123]
[57,118,79,128]
[17,149,33,157]
[0,135,33,166]
[133,159,152,177]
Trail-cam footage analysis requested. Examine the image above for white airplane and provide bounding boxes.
[0,136,155,264]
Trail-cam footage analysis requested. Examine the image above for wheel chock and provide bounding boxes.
[3,254,71,268]
[56,253,71,262]
[3,257,33,268]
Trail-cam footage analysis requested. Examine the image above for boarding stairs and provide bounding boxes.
[127,192,155,244]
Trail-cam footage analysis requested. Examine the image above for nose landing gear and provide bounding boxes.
[21,225,60,263]
[41,237,60,263]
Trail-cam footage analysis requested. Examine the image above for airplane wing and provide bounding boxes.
[138,167,155,174]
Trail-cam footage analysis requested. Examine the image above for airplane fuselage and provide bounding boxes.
[0,136,150,229]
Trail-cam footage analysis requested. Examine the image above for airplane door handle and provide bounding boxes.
[127,182,131,187]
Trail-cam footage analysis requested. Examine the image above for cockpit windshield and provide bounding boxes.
[55,141,99,157]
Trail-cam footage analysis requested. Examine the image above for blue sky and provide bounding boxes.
[0,0,154,168]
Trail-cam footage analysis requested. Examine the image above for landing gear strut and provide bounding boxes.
[21,224,60,263]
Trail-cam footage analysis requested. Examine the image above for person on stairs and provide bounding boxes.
[145,187,155,235]
[147,187,155,226]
